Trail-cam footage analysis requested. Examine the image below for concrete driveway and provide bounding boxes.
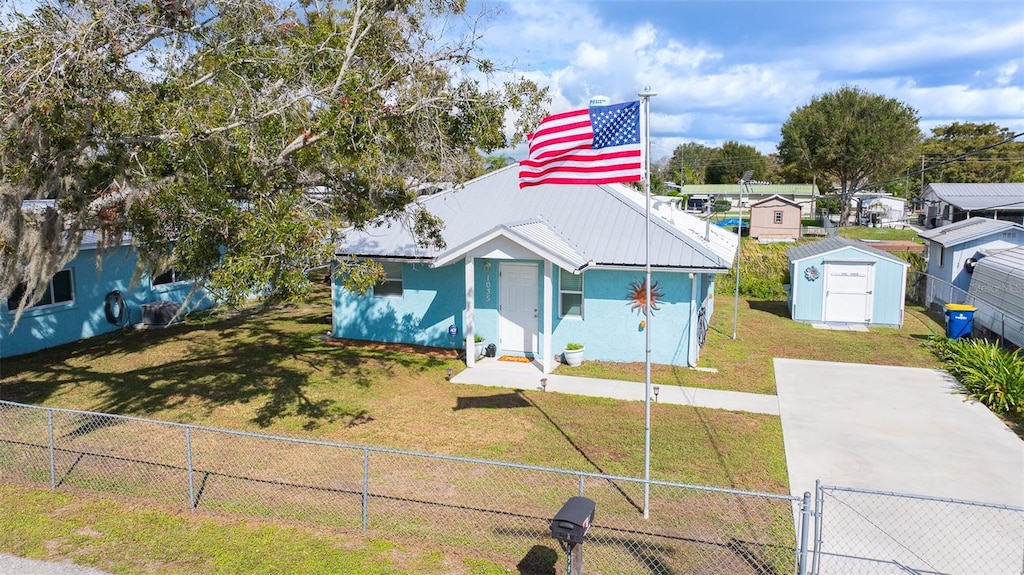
[775,358,1024,573]
[775,358,1023,503]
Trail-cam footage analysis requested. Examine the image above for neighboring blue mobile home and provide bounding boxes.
[917,217,1024,307]
[1,233,215,358]
[332,166,737,373]
[787,237,909,327]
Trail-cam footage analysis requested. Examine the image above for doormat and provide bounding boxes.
[498,355,533,363]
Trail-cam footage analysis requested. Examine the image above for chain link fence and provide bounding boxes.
[0,400,808,574]
[907,270,1024,347]
[5,400,1022,573]
[813,483,1024,575]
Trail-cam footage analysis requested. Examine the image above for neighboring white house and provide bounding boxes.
[917,217,1024,308]
[850,193,907,227]
[920,183,1024,228]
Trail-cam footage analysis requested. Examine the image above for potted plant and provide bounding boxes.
[563,342,585,366]
[473,334,486,358]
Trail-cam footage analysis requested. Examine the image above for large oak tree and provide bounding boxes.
[1,0,546,316]
[778,86,920,222]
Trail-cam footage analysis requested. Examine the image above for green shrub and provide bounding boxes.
[927,336,1024,417]
[565,342,583,351]
[716,240,795,299]
[740,277,787,300]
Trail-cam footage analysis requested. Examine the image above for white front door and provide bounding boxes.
[823,262,874,323]
[499,263,539,354]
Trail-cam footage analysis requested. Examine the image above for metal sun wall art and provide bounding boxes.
[804,266,820,281]
[627,278,664,316]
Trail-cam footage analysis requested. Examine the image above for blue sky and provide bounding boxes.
[476,0,1024,161]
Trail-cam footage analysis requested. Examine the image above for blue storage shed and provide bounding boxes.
[787,237,909,327]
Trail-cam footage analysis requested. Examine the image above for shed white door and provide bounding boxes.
[823,262,874,323]
[499,263,539,354]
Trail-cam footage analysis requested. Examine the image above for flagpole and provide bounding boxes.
[638,87,656,520]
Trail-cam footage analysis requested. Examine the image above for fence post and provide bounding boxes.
[578,474,584,497]
[361,448,369,533]
[798,491,812,575]
[812,481,824,575]
[47,409,56,491]
[185,426,196,510]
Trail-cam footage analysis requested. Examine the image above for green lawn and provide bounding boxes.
[556,299,945,395]
[0,293,786,492]
[0,484,511,575]
[0,288,945,573]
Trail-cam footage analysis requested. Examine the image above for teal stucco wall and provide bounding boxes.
[333,258,706,365]
[333,261,468,348]
[1,244,216,358]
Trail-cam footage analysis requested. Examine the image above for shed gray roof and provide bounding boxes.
[923,183,1024,211]
[787,236,908,266]
[917,217,1024,247]
[336,165,736,270]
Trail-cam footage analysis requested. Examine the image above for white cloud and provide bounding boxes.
[479,0,1024,161]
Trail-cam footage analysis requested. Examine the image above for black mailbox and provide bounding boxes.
[550,496,596,544]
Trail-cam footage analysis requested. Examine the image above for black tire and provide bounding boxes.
[104,290,125,325]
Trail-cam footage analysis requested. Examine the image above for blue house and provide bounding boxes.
[787,237,909,327]
[917,217,1024,307]
[332,166,737,373]
[1,232,216,358]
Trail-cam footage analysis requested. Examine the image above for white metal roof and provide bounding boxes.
[336,165,736,271]
[923,183,1024,211]
[917,217,1024,247]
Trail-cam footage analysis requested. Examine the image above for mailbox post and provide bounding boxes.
[550,496,596,575]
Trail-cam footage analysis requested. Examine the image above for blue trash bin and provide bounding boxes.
[944,304,977,339]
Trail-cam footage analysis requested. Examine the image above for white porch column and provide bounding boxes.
[465,256,475,367]
[543,261,553,374]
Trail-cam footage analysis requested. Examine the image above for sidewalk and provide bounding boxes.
[451,358,779,415]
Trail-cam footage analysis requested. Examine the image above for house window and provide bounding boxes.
[6,269,75,311]
[373,261,403,297]
[938,247,944,267]
[559,268,583,318]
[1002,231,1017,240]
[773,210,784,224]
[153,268,188,286]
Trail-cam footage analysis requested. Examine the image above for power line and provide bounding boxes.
[856,131,1024,193]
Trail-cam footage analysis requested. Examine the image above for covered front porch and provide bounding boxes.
[437,218,591,375]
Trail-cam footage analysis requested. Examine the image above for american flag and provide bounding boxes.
[518,101,643,188]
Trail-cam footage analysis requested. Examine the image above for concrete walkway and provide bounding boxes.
[451,357,780,415]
